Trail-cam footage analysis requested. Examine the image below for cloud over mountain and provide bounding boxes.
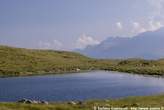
[76,34,100,49]
[77,27,164,59]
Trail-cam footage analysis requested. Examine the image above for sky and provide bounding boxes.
[0,0,164,50]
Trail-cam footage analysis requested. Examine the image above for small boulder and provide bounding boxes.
[17,98,28,103]
[68,101,77,105]
[32,100,39,104]
[26,100,33,104]
[76,68,80,72]
[17,99,49,104]
[77,101,83,105]
[131,103,139,107]
[40,100,49,105]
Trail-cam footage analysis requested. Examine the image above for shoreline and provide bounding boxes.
[1,68,164,78]
[1,94,164,110]
[0,69,98,78]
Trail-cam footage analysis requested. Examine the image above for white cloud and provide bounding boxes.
[146,0,164,31]
[53,40,63,48]
[76,34,100,49]
[131,20,164,35]
[133,22,140,29]
[116,22,123,29]
[130,0,164,36]
[132,22,146,34]
[39,39,63,50]
[148,20,163,31]
[147,0,164,19]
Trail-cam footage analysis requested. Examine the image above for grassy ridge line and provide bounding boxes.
[1,95,164,110]
[101,59,164,76]
[0,45,95,77]
[1,45,164,77]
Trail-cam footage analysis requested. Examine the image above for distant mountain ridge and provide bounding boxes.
[77,27,164,59]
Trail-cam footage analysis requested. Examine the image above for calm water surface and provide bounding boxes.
[0,71,164,102]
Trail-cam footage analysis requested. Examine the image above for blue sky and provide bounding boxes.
[0,0,164,50]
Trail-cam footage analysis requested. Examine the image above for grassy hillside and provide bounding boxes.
[1,94,164,110]
[1,45,164,77]
[0,45,95,77]
[103,58,164,76]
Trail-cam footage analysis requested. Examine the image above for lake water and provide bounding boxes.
[0,71,164,102]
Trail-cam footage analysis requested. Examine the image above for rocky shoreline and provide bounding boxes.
[17,98,49,104]
[17,98,83,105]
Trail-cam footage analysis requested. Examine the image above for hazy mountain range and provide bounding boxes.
[76,27,164,59]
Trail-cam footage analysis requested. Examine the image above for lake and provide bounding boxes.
[0,71,164,102]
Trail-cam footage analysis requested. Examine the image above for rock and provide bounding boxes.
[131,103,139,107]
[32,100,39,104]
[17,98,28,103]
[40,100,49,105]
[68,101,77,105]
[77,101,83,105]
[26,100,33,104]
[89,67,94,70]
[17,99,48,104]
[76,68,80,72]
[122,105,128,108]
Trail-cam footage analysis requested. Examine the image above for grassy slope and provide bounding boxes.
[0,45,95,77]
[1,95,164,110]
[1,45,164,77]
[102,59,164,76]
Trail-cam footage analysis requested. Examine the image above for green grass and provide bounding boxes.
[1,45,164,77]
[103,59,164,76]
[1,95,164,110]
[0,45,95,77]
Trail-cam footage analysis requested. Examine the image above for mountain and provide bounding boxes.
[77,27,164,59]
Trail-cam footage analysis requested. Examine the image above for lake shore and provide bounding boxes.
[1,68,164,78]
[1,94,164,110]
